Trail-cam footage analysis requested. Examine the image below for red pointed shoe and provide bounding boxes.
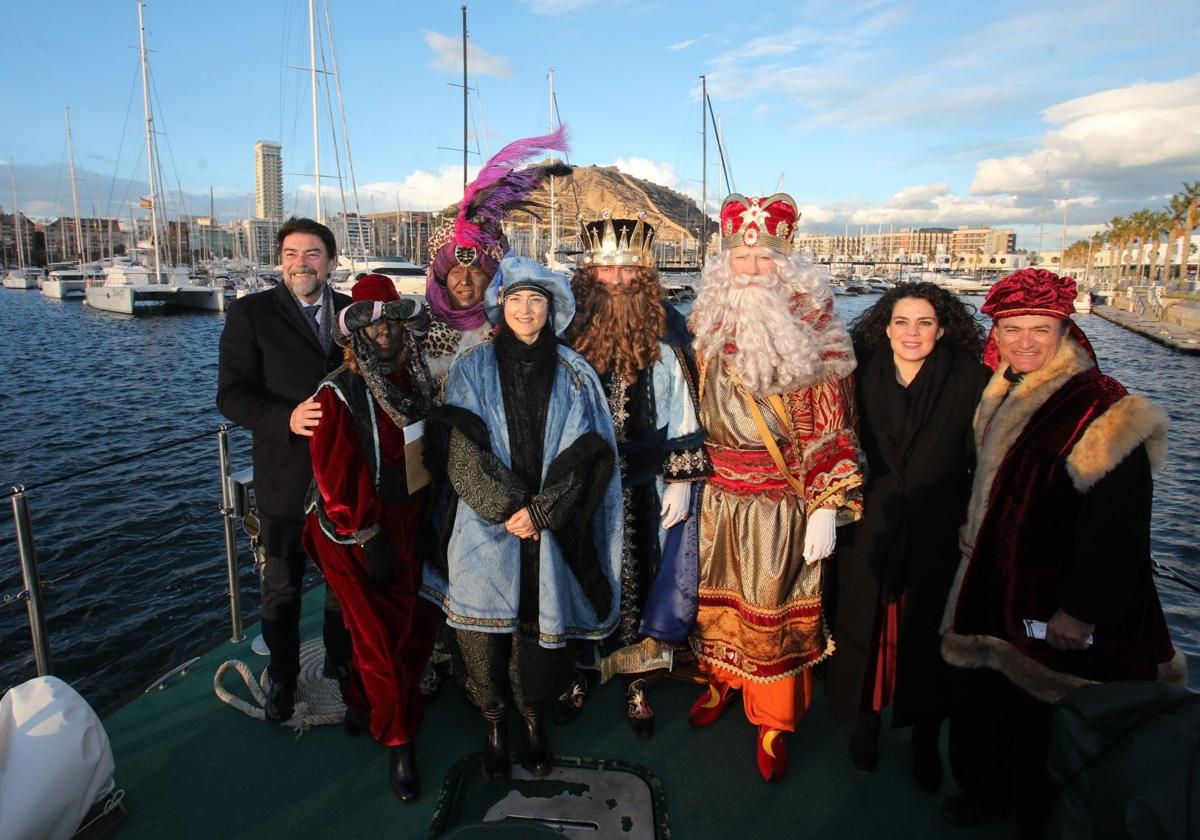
[688,682,736,728]
[756,726,788,782]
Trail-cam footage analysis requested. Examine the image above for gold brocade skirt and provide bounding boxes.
[690,484,833,682]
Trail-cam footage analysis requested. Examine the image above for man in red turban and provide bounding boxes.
[938,268,1182,833]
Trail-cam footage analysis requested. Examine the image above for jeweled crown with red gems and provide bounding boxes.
[719,193,799,255]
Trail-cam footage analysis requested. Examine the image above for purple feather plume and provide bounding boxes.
[455,126,569,251]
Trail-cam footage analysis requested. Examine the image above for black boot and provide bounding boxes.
[849,710,880,773]
[519,710,553,778]
[481,706,511,784]
[625,677,655,739]
[329,664,368,737]
[389,743,419,803]
[912,720,944,793]
[264,679,296,724]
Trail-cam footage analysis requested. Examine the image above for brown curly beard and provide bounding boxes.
[566,266,666,381]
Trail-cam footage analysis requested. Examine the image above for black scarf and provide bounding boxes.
[861,340,955,597]
[494,325,559,494]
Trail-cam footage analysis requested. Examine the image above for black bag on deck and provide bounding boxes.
[1046,681,1199,839]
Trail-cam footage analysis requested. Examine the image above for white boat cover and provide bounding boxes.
[0,676,115,840]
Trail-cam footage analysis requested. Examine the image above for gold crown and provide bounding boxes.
[578,210,656,268]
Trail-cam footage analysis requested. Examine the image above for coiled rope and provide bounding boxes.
[213,639,346,733]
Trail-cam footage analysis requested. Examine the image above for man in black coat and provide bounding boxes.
[217,216,352,722]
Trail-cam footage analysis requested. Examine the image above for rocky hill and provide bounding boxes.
[447,162,715,262]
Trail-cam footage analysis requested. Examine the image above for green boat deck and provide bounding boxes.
[103,587,1008,839]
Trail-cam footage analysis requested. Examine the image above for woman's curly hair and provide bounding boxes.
[848,282,986,360]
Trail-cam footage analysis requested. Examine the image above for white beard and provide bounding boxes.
[692,252,849,397]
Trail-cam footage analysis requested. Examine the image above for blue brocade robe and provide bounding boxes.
[421,341,623,648]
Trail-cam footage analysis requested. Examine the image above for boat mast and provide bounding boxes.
[309,0,322,223]
[65,107,85,265]
[137,2,163,283]
[462,4,468,190]
[548,66,556,267]
[9,160,25,272]
[700,74,707,268]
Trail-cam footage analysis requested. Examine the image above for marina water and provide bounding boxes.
[1,288,1196,711]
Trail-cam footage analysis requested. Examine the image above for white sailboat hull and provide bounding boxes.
[4,272,38,289]
[86,284,225,314]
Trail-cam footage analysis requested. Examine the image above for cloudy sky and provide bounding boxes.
[3,0,1197,250]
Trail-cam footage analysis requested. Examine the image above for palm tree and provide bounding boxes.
[1175,181,1200,286]
[1145,210,1171,284]
[1163,193,1189,284]
[1129,209,1154,286]
[1104,215,1128,285]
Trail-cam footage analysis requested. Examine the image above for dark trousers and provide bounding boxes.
[948,667,1057,838]
[260,546,351,685]
[455,628,577,714]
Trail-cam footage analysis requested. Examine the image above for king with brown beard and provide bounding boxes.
[556,211,710,738]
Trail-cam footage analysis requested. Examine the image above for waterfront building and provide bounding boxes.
[234,218,281,266]
[190,216,235,260]
[42,217,124,263]
[0,210,36,266]
[254,141,283,221]
[330,212,374,256]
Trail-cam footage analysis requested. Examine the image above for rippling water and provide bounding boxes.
[0,288,1196,710]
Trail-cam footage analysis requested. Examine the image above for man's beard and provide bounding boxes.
[567,274,665,378]
[286,268,324,299]
[691,258,827,397]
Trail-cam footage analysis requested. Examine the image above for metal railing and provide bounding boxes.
[5,426,252,677]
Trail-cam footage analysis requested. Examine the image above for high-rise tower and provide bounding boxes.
[254,141,283,220]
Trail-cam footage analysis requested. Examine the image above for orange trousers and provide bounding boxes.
[701,662,814,732]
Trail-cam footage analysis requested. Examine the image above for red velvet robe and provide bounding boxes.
[302,378,436,746]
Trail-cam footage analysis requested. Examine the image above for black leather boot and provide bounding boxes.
[849,710,880,773]
[911,720,944,793]
[520,710,553,778]
[389,743,419,803]
[481,706,511,784]
[264,679,296,724]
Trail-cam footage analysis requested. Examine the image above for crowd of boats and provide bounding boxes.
[0,250,434,314]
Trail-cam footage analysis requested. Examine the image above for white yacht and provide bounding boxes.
[41,262,99,299]
[334,256,427,295]
[3,267,41,289]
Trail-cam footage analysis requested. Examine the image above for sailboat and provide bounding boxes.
[3,161,41,289]
[43,107,91,299]
[86,3,222,315]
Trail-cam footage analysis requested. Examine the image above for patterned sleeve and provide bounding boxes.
[786,372,864,523]
[660,344,711,482]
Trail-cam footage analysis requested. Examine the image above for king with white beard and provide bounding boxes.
[686,193,864,782]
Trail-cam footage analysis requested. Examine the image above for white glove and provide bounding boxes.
[802,508,838,565]
[660,483,690,529]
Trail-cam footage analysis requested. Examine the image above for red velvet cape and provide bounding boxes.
[951,367,1174,683]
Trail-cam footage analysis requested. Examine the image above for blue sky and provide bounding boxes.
[4,0,1198,249]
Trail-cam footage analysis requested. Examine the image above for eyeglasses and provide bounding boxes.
[503,294,549,310]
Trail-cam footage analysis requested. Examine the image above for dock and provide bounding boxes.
[1091,305,1200,355]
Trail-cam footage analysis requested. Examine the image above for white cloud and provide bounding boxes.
[609,157,682,190]
[971,76,1200,198]
[296,165,479,212]
[423,31,514,79]
[669,39,697,51]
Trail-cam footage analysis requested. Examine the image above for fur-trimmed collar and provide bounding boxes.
[962,338,1094,553]
[1066,394,1168,492]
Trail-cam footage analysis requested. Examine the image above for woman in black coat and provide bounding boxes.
[824,283,990,793]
